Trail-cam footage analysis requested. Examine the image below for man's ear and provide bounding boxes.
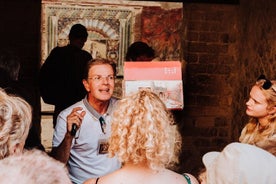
[82,79,90,92]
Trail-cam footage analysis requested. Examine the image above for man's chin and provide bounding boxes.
[98,95,112,101]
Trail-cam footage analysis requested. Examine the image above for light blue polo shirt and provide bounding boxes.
[53,97,121,184]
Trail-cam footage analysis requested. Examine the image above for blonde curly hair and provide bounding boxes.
[108,90,182,170]
[0,149,71,184]
[0,88,32,159]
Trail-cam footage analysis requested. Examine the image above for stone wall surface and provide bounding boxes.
[0,0,276,178]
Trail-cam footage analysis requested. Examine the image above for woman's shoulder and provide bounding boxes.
[158,169,199,184]
[85,168,199,184]
[86,169,125,184]
[182,173,200,184]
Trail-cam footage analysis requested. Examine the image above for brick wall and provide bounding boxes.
[176,3,239,174]
[177,0,276,176]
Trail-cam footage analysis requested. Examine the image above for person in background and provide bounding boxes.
[0,149,71,184]
[239,75,276,156]
[199,142,276,184]
[84,90,199,184]
[125,41,156,61]
[0,88,32,159]
[51,58,121,184]
[0,49,44,151]
[39,23,92,127]
[0,50,21,85]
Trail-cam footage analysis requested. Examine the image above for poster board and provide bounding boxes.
[123,61,183,110]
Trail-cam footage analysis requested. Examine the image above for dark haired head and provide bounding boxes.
[125,41,155,61]
[0,50,20,80]
[69,24,88,40]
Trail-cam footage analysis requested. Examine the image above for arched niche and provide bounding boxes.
[41,0,183,76]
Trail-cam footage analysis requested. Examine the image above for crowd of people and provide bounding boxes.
[0,23,275,184]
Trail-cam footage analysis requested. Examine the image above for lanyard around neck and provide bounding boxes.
[99,117,106,134]
[83,97,107,134]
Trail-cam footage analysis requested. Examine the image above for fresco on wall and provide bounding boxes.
[41,0,183,76]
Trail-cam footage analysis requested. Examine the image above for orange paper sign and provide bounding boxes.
[124,61,182,80]
[123,61,184,110]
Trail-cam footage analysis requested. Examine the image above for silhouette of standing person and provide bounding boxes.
[40,24,92,127]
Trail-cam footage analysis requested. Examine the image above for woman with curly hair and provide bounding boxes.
[0,88,32,159]
[239,75,276,156]
[84,90,198,184]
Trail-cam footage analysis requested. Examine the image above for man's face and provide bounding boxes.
[83,64,115,103]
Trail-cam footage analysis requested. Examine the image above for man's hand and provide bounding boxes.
[66,107,86,135]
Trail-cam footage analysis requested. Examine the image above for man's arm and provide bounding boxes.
[50,132,74,164]
[50,107,86,163]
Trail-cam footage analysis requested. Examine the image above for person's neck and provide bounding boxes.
[122,163,151,171]
[87,97,109,115]
[258,116,270,128]
[121,163,161,174]
[69,42,82,49]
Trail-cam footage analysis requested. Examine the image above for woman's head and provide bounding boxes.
[0,89,32,159]
[246,75,276,123]
[0,149,71,184]
[108,90,181,170]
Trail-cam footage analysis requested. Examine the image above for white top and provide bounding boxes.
[53,97,121,184]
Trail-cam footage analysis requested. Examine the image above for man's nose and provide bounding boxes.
[102,76,109,83]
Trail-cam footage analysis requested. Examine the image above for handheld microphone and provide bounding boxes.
[71,123,77,136]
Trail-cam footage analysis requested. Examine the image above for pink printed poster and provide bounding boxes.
[123,61,184,110]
